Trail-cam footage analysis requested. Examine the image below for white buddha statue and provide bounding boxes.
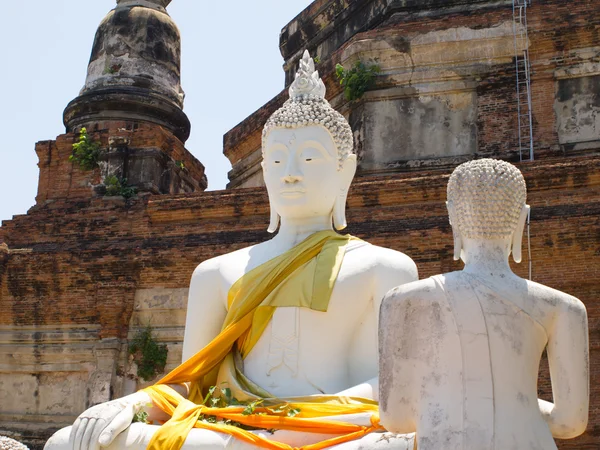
[379,159,589,450]
[45,51,418,450]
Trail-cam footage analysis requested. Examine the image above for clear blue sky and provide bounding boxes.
[0,0,313,223]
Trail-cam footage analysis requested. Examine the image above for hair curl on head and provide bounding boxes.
[447,158,527,239]
[261,51,354,169]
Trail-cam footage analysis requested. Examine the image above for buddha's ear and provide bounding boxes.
[333,154,357,230]
[447,201,462,261]
[266,187,280,233]
[267,208,280,233]
[512,204,530,263]
[262,160,280,233]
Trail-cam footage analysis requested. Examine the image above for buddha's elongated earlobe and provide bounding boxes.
[333,155,357,231]
[453,230,463,261]
[333,188,349,230]
[263,160,280,233]
[267,201,280,233]
[511,204,530,263]
[267,210,280,233]
[447,201,462,261]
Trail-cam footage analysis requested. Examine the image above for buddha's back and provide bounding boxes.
[464,272,558,450]
[403,272,582,450]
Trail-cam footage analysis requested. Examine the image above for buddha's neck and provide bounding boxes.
[274,215,333,249]
[461,238,514,278]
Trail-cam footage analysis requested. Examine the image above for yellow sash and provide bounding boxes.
[143,230,382,450]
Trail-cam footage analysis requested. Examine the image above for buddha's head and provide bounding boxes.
[261,51,357,233]
[446,158,530,262]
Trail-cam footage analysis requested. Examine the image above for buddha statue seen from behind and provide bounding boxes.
[46,51,418,450]
[379,159,589,450]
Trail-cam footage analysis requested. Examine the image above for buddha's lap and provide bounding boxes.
[45,423,414,450]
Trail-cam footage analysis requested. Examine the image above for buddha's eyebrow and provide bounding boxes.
[269,140,289,148]
[300,140,333,159]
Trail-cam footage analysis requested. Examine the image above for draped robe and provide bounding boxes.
[142,231,383,450]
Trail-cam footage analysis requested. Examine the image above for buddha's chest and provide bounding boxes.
[220,256,376,394]
[242,285,374,395]
[219,250,374,323]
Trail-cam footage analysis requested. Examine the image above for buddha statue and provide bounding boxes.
[379,159,589,449]
[45,51,418,450]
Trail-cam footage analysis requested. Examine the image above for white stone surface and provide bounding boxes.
[46,52,418,450]
[379,159,589,450]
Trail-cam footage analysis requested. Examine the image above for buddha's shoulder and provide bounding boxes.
[191,243,262,278]
[346,240,418,276]
[380,279,452,330]
[383,276,440,300]
[524,279,587,316]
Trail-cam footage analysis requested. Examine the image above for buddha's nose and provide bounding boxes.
[283,174,303,183]
[282,157,303,183]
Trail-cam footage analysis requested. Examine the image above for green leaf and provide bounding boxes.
[222,387,232,402]
[128,325,167,381]
[70,128,100,171]
[242,400,263,416]
[132,410,149,424]
[334,60,380,102]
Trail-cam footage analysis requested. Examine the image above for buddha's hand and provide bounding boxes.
[69,391,152,450]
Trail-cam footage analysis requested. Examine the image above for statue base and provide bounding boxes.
[45,424,414,450]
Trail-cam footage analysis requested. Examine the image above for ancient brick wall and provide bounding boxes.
[35,122,207,204]
[225,0,600,187]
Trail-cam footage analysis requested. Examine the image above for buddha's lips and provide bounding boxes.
[280,189,306,195]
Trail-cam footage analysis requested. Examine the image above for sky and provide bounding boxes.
[0,0,313,223]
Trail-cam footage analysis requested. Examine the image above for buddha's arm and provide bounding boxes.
[335,377,379,401]
[341,250,418,401]
[143,259,227,423]
[182,258,228,362]
[377,285,427,434]
[540,295,589,439]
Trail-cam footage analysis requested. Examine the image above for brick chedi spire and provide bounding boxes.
[64,0,189,141]
[33,0,207,203]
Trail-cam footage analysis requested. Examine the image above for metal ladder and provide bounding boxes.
[513,0,534,161]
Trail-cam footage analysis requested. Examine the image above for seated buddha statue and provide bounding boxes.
[45,51,418,450]
[379,159,589,450]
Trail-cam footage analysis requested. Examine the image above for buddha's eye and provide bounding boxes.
[300,147,323,162]
[268,148,286,165]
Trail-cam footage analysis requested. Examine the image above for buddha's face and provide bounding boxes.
[262,126,345,221]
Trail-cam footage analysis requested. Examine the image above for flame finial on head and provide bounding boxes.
[289,50,326,100]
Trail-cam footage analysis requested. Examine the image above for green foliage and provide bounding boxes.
[103,175,137,199]
[132,410,150,424]
[313,56,321,64]
[128,326,168,381]
[335,61,381,102]
[70,127,100,170]
[198,384,301,433]
[175,160,185,170]
[105,64,122,75]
